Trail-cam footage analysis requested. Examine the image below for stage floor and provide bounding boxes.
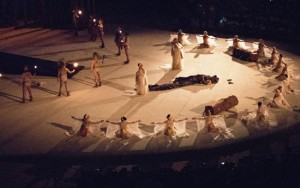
[0,25,299,159]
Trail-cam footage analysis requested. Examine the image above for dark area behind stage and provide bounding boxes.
[1,0,300,187]
[1,0,299,48]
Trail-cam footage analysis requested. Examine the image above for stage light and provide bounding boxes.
[73,62,79,67]
[34,65,38,69]
[0,73,2,78]
[93,19,96,22]
[78,10,82,15]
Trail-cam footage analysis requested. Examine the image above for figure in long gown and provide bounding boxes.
[135,63,148,95]
[171,38,184,70]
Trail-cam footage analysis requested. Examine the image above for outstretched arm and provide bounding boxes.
[127,120,141,124]
[106,120,119,124]
[71,116,82,121]
[90,120,104,124]
[174,117,188,122]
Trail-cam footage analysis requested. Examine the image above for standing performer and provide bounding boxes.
[90,52,103,87]
[88,15,97,41]
[21,66,33,103]
[202,31,210,48]
[57,60,75,97]
[171,38,184,70]
[124,32,130,64]
[232,35,241,49]
[135,63,148,95]
[72,10,80,37]
[273,54,285,73]
[98,18,105,48]
[177,29,184,45]
[257,39,267,58]
[114,26,124,56]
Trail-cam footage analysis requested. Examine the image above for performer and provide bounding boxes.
[72,10,80,37]
[171,38,184,70]
[204,110,219,132]
[114,26,124,56]
[232,35,242,49]
[90,52,103,87]
[72,114,104,137]
[135,63,148,95]
[273,54,285,73]
[88,15,97,41]
[152,114,187,140]
[21,66,33,103]
[266,47,279,66]
[98,18,105,48]
[275,61,288,81]
[256,102,269,123]
[106,117,141,139]
[57,60,75,97]
[257,39,267,58]
[268,86,292,110]
[124,32,130,64]
[202,31,210,48]
[177,29,184,45]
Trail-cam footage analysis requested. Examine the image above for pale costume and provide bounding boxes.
[21,66,33,103]
[91,52,102,87]
[241,103,277,128]
[106,117,142,139]
[57,61,75,96]
[177,29,184,45]
[233,35,241,49]
[171,38,184,70]
[71,115,103,137]
[194,114,234,141]
[98,19,105,48]
[135,63,148,95]
[273,54,285,73]
[202,31,210,48]
[269,87,293,110]
[152,115,189,144]
[266,47,279,65]
[257,39,266,58]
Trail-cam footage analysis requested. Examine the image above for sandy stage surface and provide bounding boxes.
[0,25,299,157]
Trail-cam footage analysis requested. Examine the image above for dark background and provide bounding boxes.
[1,0,299,42]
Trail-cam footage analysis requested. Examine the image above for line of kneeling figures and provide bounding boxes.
[67,113,236,144]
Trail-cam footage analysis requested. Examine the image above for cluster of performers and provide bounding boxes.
[19,27,298,145]
[70,110,234,144]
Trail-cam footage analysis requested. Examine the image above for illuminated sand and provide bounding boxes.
[0,25,299,156]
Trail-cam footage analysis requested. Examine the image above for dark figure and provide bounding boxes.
[114,26,124,55]
[88,16,97,41]
[72,10,80,37]
[124,32,130,63]
[21,66,33,103]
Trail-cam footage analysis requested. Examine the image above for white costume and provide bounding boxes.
[171,40,184,70]
[135,64,148,95]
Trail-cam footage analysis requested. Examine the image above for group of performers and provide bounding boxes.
[19,27,297,143]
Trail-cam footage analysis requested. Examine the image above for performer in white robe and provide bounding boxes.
[268,86,293,110]
[171,38,184,70]
[135,63,148,95]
